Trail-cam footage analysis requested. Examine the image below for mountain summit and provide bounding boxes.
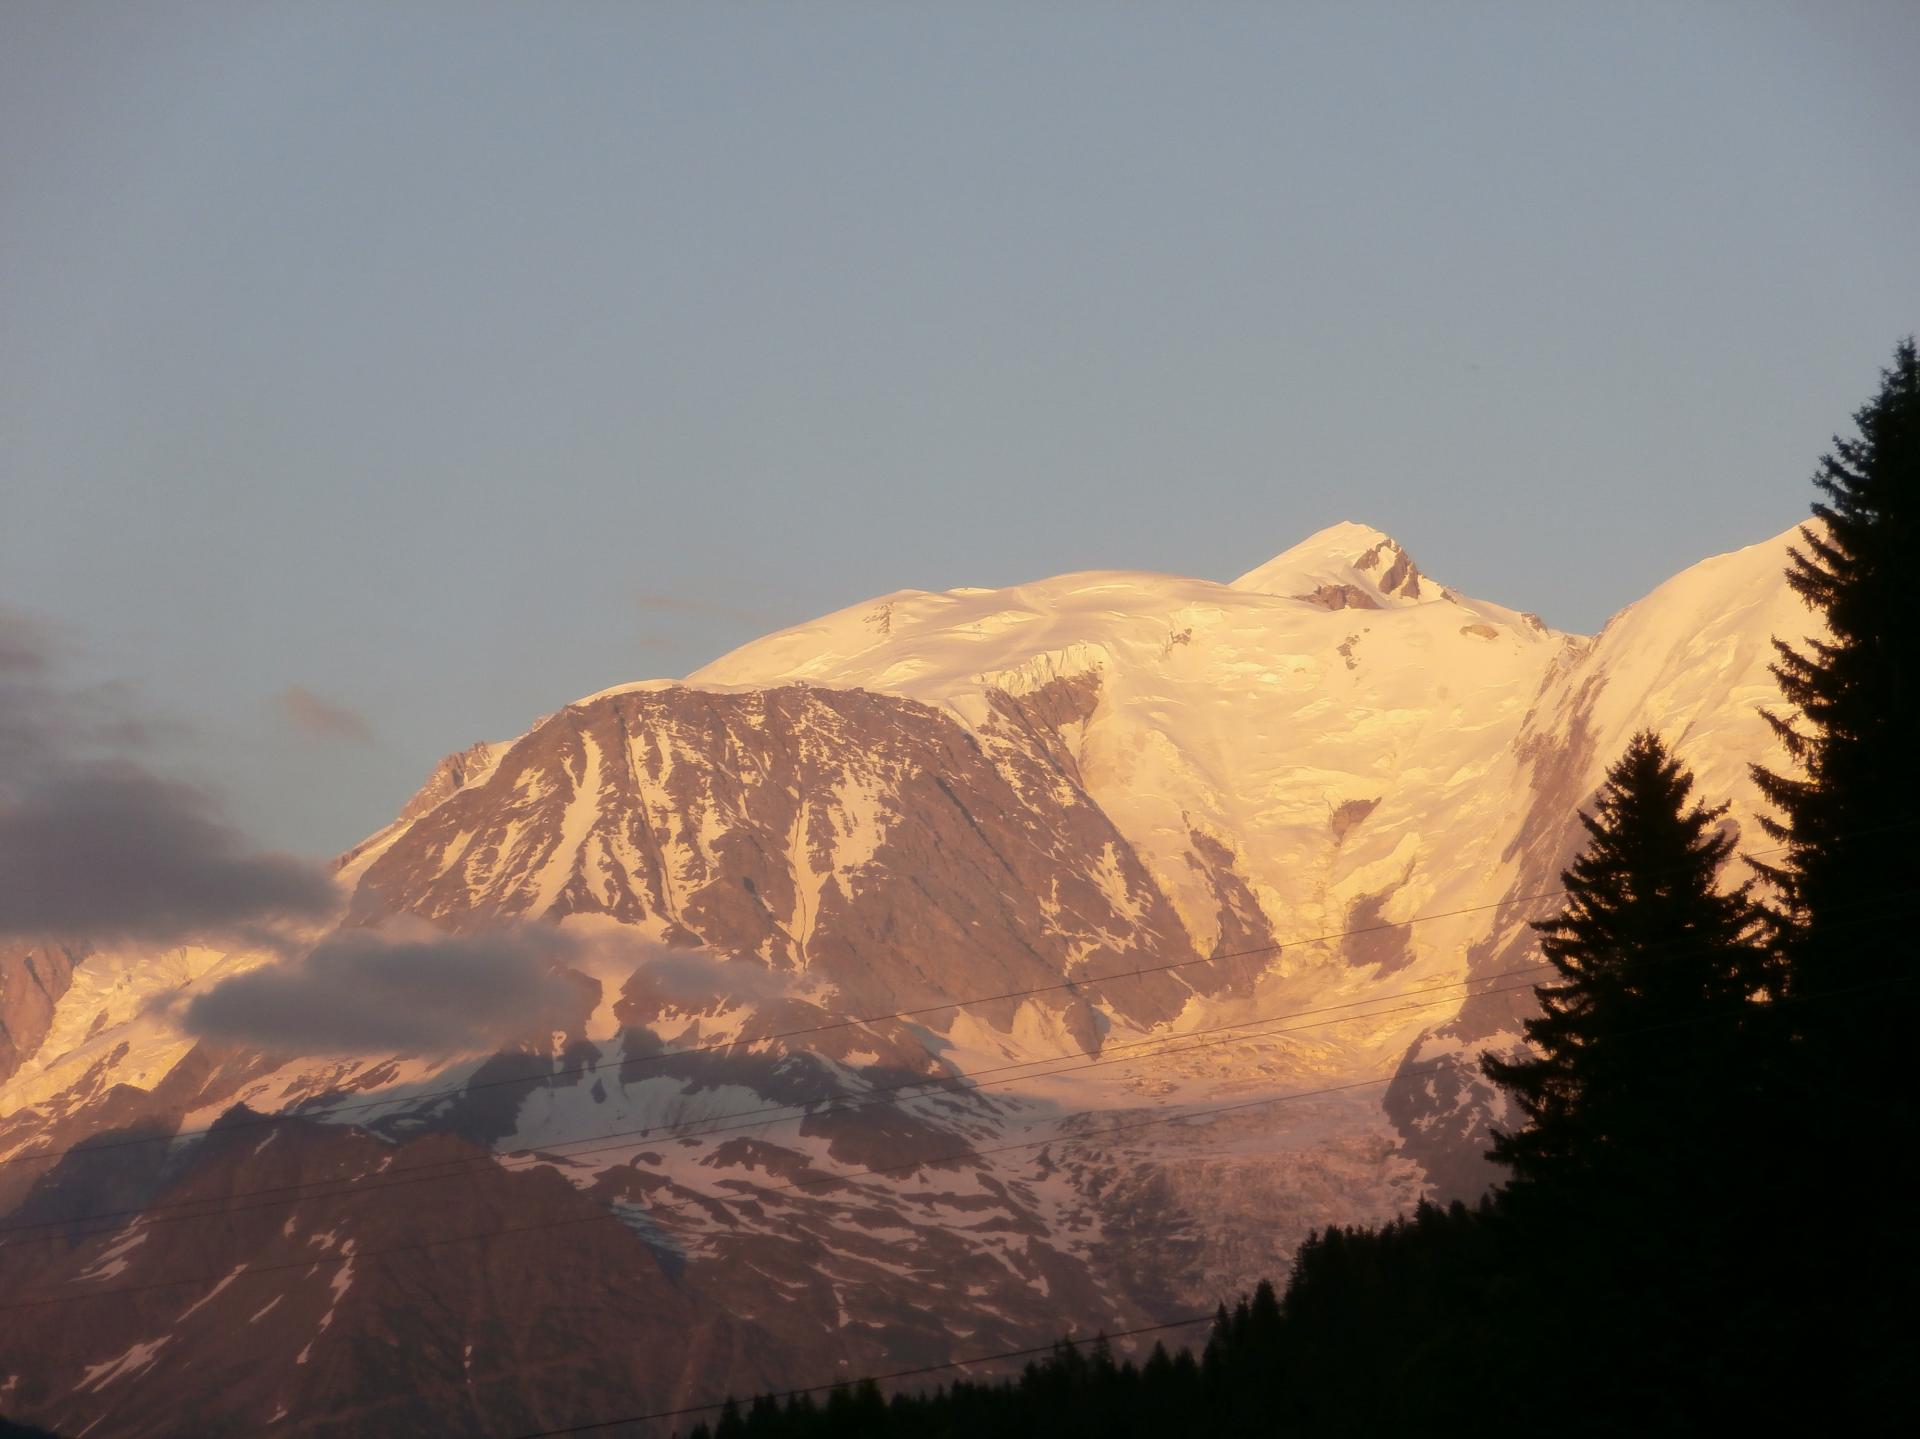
[1229,521,1430,608]
[0,520,1818,1439]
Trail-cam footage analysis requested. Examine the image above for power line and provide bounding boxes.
[4,888,1900,1259]
[28,865,1894,1240]
[504,1314,1218,1439]
[0,1068,1413,1317]
[6,955,1908,1318]
[0,970,1551,1249]
[500,978,1920,1439]
[3,826,1856,1174]
[2,843,1902,1318]
[0,889,1571,1171]
[0,960,1553,1245]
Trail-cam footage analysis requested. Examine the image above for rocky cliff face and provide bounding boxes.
[0,943,83,1086]
[344,683,1214,1031]
[0,521,1814,1437]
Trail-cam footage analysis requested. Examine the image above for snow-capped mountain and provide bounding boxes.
[0,521,1815,1438]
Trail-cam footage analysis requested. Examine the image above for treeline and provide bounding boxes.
[688,341,1919,1438]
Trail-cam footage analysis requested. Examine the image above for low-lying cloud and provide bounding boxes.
[625,949,805,1009]
[276,684,373,743]
[181,922,583,1055]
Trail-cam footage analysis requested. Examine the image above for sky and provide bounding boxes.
[3,1,1917,857]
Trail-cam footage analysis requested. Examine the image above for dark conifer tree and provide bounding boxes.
[1749,339,1919,1421]
[1482,730,1766,1198]
[1482,730,1764,1206]
[1752,338,1919,1047]
[1471,732,1774,1429]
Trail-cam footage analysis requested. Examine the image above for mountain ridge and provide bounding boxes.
[0,518,1816,1438]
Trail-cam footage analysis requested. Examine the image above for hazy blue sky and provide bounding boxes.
[4,2,1917,855]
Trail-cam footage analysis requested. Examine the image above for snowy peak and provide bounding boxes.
[0,514,1822,1439]
[1229,522,1430,610]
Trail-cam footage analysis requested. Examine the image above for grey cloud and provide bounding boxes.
[181,922,582,1055]
[277,684,373,743]
[637,951,799,1004]
[0,765,338,942]
[0,607,339,945]
[608,942,807,1023]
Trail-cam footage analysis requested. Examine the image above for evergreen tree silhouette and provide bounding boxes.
[1482,730,1764,1208]
[1752,339,1919,1041]
[1750,337,1919,1420]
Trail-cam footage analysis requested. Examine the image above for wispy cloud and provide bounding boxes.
[633,592,764,624]
[276,684,373,743]
[0,608,338,945]
[0,611,52,675]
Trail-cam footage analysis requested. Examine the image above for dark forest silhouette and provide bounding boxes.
[684,342,1920,1436]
